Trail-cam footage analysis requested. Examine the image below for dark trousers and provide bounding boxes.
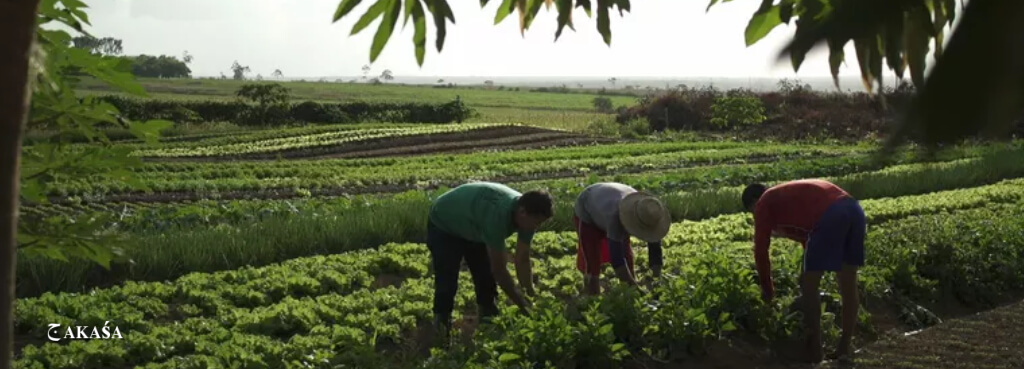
[427,221,500,324]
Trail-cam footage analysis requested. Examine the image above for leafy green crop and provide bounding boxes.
[14,185,1024,368]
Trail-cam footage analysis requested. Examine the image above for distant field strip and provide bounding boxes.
[131,123,504,158]
[135,125,614,161]
[76,78,637,110]
[44,143,863,200]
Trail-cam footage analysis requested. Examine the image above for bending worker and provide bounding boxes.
[573,182,670,295]
[426,181,553,337]
[742,179,866,363]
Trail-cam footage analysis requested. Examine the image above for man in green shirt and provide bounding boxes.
[427,181,553,338]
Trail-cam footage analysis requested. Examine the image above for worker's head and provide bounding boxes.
[742,183,768,212]
[515,190,554,231]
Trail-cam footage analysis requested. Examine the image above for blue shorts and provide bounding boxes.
[804,196,866,272]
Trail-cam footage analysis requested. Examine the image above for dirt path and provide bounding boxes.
[821,299,1024,369]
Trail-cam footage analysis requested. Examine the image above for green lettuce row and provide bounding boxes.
[14,191,1024,369]
[131,123,505,158]
[17,152,1024,299]
[49,145,860,197]
[24,141,1014,232]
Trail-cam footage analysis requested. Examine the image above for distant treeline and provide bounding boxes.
[95,95,476,126]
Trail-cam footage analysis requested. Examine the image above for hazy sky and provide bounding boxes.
[82,0,946,81]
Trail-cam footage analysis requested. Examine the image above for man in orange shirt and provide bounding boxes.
[742,179,866,363]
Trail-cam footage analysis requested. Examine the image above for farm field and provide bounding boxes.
[14,178,1024,369]
[75,78,635,130]
[15,77,1024,369]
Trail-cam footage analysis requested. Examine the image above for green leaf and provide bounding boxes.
[884,13,905,79]
[853,37,874,94]
[932,0,947,34]
[369,0,402,62]
[334,0,364,22]
[554,0,575,40]
[412,0,427,65]
[20,179,48,204]
[576,0,592,17]
[427,0,454,52]
[722,321,737,331]
[869,33,884,92]
[498,353,521,363]
[523,0,545,30]
[903,8,930,88]
[744,4,783,46]
[351,0,388,35]
[827,38,846,89]
[943,0,956,24]
[129,119,173,145]
[706,0,719,13]
[596,0,611,45]
[779,0,794,23]
[494,0,516,24]
[612,0,629,16]
[404,0,416,27]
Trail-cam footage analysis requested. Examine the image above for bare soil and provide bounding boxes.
[823,299,1024,369]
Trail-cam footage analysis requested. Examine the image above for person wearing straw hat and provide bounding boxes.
[573,182,670,295]
[742,179,865,363]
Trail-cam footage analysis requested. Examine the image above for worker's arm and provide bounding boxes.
[752,205,775,301]
[648,241,664,278]
[487,245,531,311]
[608,238,639,286]
[514,231,536,296]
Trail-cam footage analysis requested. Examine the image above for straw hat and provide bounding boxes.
[618,192,671,243]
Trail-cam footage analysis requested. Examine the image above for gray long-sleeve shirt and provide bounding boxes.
[574,182,637,242]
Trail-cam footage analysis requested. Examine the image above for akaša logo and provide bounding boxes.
[46,321,124,342]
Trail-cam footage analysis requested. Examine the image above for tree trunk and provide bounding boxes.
[0,0,42,367]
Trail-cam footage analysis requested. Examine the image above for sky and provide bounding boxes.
[81,0,951,83]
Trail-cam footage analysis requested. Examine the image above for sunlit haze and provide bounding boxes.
[80,0,946,88]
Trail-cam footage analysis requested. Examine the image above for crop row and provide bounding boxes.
[25,142,1023,228]
[102,123,430,149]
[14,190,1024,369]
[17,155,1024,300]
[46,145,865,198]
[129,123,506,158]
[24,154,877,222]
[139,140,785,173]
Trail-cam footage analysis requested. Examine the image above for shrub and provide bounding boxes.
[620,118,652,139]
[235,83,291,106]
[152,105,202,124]
[235,83,292,126]
[584,118,621,137]
[592,96,614,113]
[617,91,706,131]
[291,101,351,123]
[94,95,475,126]
[234,104,292,126]
[709,96,766,129]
